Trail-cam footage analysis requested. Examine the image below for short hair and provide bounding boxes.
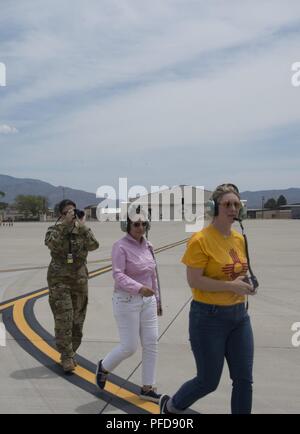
[211,183,240,204]
[58,199,76,215]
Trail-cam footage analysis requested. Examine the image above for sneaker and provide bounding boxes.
[159,394,172,414]
[95,360,108,389]
[139,387,161,403]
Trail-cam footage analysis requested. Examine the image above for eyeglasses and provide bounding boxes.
[133,222,147,228]
[219,200,241,210]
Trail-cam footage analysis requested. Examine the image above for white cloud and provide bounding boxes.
[1,0,300,190]
[2,0,300,112]
[0,124,18,134]
[34,33,299,154]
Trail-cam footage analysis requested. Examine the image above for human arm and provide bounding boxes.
[186,266,255,295]
[76,221,99,252]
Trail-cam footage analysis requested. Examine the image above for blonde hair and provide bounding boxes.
[211,183,240,204]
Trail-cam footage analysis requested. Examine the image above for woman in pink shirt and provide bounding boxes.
[95,209,162,403]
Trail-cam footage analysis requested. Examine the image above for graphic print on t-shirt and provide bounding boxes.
[222,248,248,280]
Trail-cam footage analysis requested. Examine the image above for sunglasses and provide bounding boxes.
[219,200,241,210]
[133,222,147,228]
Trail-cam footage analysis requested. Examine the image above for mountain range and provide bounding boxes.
[0,174,103,209]
[1,174,299,209]
[240,189,300,208]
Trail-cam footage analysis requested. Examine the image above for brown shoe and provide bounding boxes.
[61,358,76,373]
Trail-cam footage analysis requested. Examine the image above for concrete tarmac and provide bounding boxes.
[0,220,299,414]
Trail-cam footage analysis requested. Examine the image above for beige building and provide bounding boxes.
[130,185,212,222]
[247,204,300,219]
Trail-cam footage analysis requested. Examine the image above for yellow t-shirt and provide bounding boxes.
[181,224,248,306]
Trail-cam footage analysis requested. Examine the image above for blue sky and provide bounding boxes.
[0,0,300,195]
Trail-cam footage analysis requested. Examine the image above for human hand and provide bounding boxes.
[157,302,163,316]
[62,208,75,225]
[79,215,86,224]
[139,286,155,297]
[74,215,86,228]
[230,276,256,295]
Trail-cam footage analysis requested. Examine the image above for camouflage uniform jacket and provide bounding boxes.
[45,223,99,282]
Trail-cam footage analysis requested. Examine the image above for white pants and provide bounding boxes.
[102,291,158,386]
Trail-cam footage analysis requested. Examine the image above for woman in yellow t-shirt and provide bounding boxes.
[160,184,256,414]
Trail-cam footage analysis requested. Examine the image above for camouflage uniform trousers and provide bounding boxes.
[48,276,88,361]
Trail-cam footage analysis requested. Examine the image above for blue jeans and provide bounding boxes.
[172,300,254,414]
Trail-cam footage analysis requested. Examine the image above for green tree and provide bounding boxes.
[277,195,287,208]
[15,195,49,217]
[0,191,8,210]
[264,198,277,210]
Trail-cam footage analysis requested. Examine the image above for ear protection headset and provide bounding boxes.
[120,204,151,233]
[205,183,247,221]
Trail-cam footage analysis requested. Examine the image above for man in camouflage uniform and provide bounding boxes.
[45,199,99,373]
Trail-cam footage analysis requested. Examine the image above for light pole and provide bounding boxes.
[262,196,265,219]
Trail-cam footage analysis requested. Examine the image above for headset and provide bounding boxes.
[205,183,247,221]
[205,199,248,221]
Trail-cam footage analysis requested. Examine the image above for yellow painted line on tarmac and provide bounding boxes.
[0,300,17,312]
[88,265,112,279]
[13,296,159,414]
[0,238,189,412]
[0,289,49,313]
[0,258,112,274]
[0,265,112,312]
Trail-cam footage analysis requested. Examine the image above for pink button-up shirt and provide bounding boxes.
[112,234,159,297]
